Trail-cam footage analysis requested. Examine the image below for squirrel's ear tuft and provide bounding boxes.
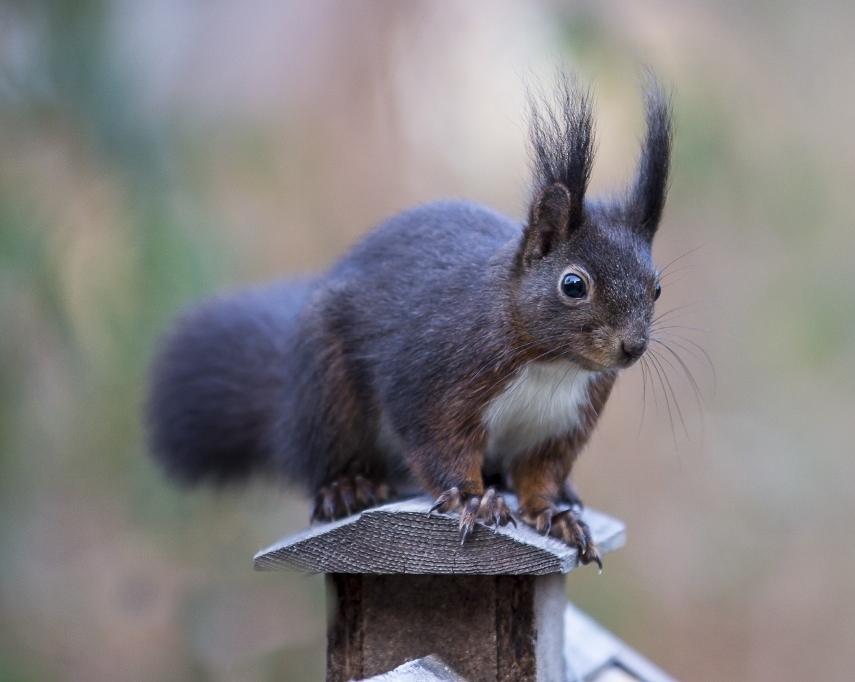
[518,70,594,270]
[628,74,673,241]
[517,183,574,268]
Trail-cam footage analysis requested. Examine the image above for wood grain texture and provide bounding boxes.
[254,497,624,575]
[495,575,535,681]
[361,575,497,682]
[327,574,363,682]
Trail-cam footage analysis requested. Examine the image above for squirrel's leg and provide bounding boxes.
[561,477,585,509]
[512,441,601,569]
[409,436,515,543]
[514,371,617,566]
[304,332,396,522]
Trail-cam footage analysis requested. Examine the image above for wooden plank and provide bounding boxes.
[254,497,625,576]
[327,574,364,682]
[495,575,535,681]
[361,575,497,682]
[563,602,679,682]
[533,573,566,682]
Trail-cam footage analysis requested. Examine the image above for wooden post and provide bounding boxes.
[255,497,627,682]
[324,572,566,682]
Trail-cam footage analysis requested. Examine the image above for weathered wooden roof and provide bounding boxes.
[254,496,625,575]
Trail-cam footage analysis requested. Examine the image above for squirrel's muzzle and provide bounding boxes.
[617,334,649,367]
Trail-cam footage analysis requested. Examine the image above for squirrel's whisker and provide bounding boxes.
[657,245,705,276]
[545,358,584,405]
[650,340,704,415]
[466,332,580,390]
[652,332,716,388]
[636,355,650,437]
[658,265,693,282]
[647,347,691,443]
[482,341,576,402]
[465,332,580,391]
[651,322,715,335]
[652,302,709,325]
[646,349,680,448]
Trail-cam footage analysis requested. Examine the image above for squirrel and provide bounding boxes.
[146,74,672,568]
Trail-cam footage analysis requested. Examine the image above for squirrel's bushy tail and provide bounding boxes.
[146,279,315,485]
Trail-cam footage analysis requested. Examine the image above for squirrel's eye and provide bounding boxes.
[654,282,662,301]
[561,273,587,299]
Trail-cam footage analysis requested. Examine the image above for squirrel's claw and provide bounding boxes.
[458,496,481,544]
[429,487,515,543]
[554,511,601,570]
[479,489,516,530]
[521,505,602,572]
[428,487,463,517]
[311,475,394,523]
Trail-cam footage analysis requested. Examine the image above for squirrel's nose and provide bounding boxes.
[621,338,648,361]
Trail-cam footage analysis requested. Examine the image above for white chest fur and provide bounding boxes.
[482,360,594,462]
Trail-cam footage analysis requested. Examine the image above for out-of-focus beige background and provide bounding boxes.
[2,1,853,680]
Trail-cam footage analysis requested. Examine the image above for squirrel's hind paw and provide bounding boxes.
[428,487,515,544]
[310,475,392,523]
[521,506,602,571]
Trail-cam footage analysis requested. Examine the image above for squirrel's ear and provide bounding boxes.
[629,76,672,241]
[519,70,594,269]
[517,182,574,268]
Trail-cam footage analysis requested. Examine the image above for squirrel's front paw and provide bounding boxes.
[310,475,392,522]
[428,487,516,544]
[521,505,602,570]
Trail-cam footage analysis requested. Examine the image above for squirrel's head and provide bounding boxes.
[512,74,672,371]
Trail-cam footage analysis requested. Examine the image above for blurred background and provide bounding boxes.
[1,0,854,680]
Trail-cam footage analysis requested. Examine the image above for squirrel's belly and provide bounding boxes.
[482,361,594,463]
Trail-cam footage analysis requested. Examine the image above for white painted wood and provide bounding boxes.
[355,655,466,682]
[564,602,679,682]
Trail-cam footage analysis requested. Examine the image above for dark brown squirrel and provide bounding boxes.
[146,74,672,567]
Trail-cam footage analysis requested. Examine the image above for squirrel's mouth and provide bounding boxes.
[573,346,646,372]
[565,352,614,373]
[559,324,647,372]
[572,329,650,371]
